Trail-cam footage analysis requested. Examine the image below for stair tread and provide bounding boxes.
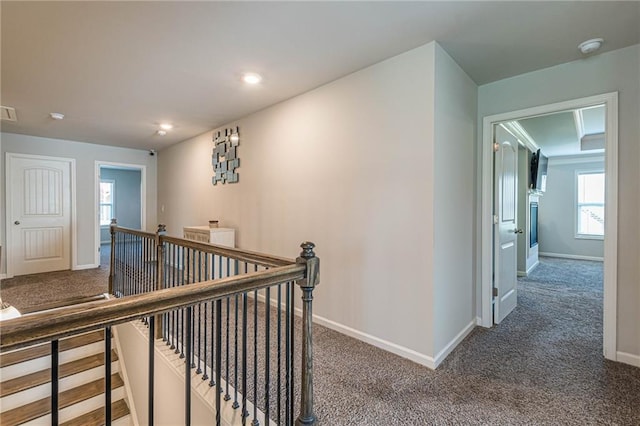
[0,350,118,397]
[0,373,123,426]
[60,399,130,426]
[0,330,107,368]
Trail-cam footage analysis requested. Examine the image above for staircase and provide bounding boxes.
[0,330,132,426]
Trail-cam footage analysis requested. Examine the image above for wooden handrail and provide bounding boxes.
[0,264,306,352]
[20,294,109,315]
[161,235,295,267]
[110,225,156,239]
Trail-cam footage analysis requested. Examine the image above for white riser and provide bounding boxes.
[0,361,120,411]
[113,413,133,426]
[1,340,109,380]
[20,388,126,426]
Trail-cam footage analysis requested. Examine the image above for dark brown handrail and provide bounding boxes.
[0,263,305,352]
[110,225,156,239]
[20,293,109,315]
[161,235,295,267]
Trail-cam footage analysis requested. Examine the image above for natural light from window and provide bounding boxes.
[100,180,115,226]
[576,171,604,237]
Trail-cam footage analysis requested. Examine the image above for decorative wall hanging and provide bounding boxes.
[212,126,240,185]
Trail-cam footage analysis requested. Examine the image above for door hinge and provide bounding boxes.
[493,287,498,297]
[493,215,499,224]
[493,142,500,152]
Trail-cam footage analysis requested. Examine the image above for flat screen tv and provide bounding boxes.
[530,149,548,192]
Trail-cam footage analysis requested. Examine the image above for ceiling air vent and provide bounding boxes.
[1,106,18,121]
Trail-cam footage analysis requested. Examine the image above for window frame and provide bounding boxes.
[575,169,605,240]
[99,179,116,227]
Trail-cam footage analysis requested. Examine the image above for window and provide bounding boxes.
[576,171,604,238]
[99,180,115,226]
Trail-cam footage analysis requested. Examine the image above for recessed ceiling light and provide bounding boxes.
[160,123,173,130]
[157,130,167,136]
[578,38,603,55]
[242,72,262,85]
[50,112,64,120]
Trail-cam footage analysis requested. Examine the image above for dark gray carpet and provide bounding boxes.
[2,254,639,425]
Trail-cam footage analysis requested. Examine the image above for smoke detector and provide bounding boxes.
[578,38,603,55]
[1,106,17,121]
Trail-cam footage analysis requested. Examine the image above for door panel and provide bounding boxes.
[494,125,519,324]
[9,156,71,275]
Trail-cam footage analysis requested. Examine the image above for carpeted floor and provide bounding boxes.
[1,254,639,425]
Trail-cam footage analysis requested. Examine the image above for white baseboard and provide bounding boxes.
[309,313,438,369]
[0,273,7,279]
[432,319,476,368]
[72,263,99,271]
[256,293,475,370]
[539,252,604,262]
[475,316,483,326]
[517,271,526,277]
[526,260,540,274]
[616,351,640,368]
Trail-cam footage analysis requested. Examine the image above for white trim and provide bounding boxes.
[527,260,540,275]
[539,252,604,262]
[5,153,77,278]
[475,316,482,326]
[94,161,147,267]
[616,351,640,368]
[309,313,437,369]
[0,274,6,279]
[72,263,100,271]
[480,92,618,360]
[432,320,476,367]
[111,320,140,426]
[548,155,605,166]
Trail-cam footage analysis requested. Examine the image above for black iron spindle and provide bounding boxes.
[215,299,223,426]
[225,295,231,401]
[149,316,155,425]
[105,326,112,425]
[264,286,271,424]
[51,340,59,426]
[185,306,192,426]
[277,283,282,425]
[285,281,291,426]
[252,288,259,426]
[242,292,248,424]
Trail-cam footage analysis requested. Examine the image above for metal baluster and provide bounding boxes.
[196,251,203,374]
[252,286,259,426]
[264,286,271,425]
[215,299,223,426]
[242,292,248,424]
[185,306,192,426]
[209,253,216,387]
[224,294,230,401]
[51,340,59,426]
[289,281,295,425]
[171,245,177,351]
[105,327,112,425]
[149,316,155,425]
[180,246,185,359]
[277,283,282,425]
[285,281,291,426]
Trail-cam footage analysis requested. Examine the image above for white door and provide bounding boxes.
[8,154,72,276]
[494,125,520,324]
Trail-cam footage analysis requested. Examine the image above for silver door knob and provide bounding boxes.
[14,221,20,225]
[513,228,523,234]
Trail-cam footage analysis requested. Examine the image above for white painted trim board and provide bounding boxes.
[538,252,604,262]
[616,351,640,368]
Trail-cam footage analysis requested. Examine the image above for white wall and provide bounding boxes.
[432,44,477,357]
[538,157,605,259]
[478,44,640,357]
[1,133,157,271]
[159,43,446,362]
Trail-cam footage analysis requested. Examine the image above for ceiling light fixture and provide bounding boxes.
[160,123,173,130]
[50,112,65,120]
[157,130,167,136]
[578,38,603,55]
[242,72,262,85]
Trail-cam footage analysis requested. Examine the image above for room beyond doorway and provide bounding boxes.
[479,92,618,361]
[94,161,146,267]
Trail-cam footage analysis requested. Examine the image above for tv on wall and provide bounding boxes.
[530,149,548,192]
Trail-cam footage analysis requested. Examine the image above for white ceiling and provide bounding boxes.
[1,1,638,151]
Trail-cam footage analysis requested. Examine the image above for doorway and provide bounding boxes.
[95,161,146,267]
[479,92,618,360]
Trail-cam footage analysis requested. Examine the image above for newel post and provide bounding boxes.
[154,224,167,339]
[108,219,117,295]
[296,242,320,426]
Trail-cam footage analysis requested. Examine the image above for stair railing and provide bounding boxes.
[1,221,320,426]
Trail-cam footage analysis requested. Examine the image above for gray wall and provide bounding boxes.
[158,42,478,366]
[433,44,477,356]
[1,133,157,271]
[100,168,142,243]
[538,158,605,259]
[478,44,640,357]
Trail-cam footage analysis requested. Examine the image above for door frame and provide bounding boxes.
[479,92,618,361]
[94,161,147,266]
[5,153,77,278]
